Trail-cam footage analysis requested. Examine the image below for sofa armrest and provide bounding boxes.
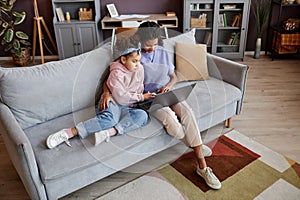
[207,54,249,115]
[0,103,47,200]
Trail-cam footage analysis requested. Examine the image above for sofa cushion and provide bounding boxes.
[175,78,242,119]
[24,109,165,182]
[163,29,196,65]
[0,43,112,129]
[175,42,210,81]
[25,77,241,183]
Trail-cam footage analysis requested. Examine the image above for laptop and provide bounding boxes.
[138,83,196,112]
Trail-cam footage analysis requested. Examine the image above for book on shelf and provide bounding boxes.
[166,11,176,17]
[231,14,241,27]
[236,14,242,27]
[56,7,65,22]
[232,32,240,45]
[204,32,212,45]
[223,13,227,27]
[227,32,235,45]
[223,4,236,9]
[227,32,240,45]
[218,13,228,27]
[218,14,224,27]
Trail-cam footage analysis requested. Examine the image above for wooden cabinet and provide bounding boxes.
[52,0,102,60]
[266,0,300,60]
[183,0,250,60]
[55,23,98,59]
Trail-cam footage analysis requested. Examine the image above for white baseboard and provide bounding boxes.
[244,51,268,56]
[244,51,254,55]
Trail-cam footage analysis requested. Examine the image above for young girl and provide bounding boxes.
[100,22,221,190]
[46,38,155,148]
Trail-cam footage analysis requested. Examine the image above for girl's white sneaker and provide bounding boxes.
[46,129,71,149]
[94,130,110,146]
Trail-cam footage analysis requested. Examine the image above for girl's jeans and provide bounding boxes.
[76,102,148,139]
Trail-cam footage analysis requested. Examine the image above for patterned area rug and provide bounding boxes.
[97,130,300,200]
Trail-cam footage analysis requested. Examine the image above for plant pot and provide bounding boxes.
[254,38,261,59]
[11,48,31,67]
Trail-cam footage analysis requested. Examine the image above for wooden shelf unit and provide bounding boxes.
[266,0,300,60]
[183,0,250,61]
[101,14,178,29]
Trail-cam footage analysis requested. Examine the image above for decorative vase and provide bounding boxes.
[254,38,261,59]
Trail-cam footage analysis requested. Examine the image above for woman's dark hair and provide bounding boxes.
[113,37,138,60]
[134,21,163,45]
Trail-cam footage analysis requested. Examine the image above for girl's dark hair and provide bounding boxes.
[134,21,163,45]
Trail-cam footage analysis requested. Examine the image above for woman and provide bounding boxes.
[100,22,221,190]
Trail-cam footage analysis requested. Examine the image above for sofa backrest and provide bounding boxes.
[0,43,112,129]
[0,29,213,130]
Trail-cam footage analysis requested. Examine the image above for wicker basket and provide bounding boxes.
[283,18,300,31]
[191,18,206,28]
[78,8,93,21]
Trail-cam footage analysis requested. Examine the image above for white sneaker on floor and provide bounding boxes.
[94,130,110,146]
[202,144,212,157]
[46,129,71,149]
[196,166,221,190]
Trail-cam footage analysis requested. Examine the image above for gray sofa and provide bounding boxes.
[0,30,249,200]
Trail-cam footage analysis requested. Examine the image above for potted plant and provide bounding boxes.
[252,0,272,59]
[0,0,31,66]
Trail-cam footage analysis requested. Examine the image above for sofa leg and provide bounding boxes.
[226,118,232,128]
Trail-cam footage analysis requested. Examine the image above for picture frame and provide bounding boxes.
[55,7,65,22]
[106,3,119,18]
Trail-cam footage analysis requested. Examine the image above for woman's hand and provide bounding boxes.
[99,82,116,110]
[99,92,115,110]
[157,86,170,93]
[143,92,156,101]
[157,72,177,93]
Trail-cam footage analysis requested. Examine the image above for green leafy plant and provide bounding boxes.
[252,0,272,38]
[0,0,31,56]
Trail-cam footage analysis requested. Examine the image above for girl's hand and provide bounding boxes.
[143,92,156,101]
[99,92,115,110]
